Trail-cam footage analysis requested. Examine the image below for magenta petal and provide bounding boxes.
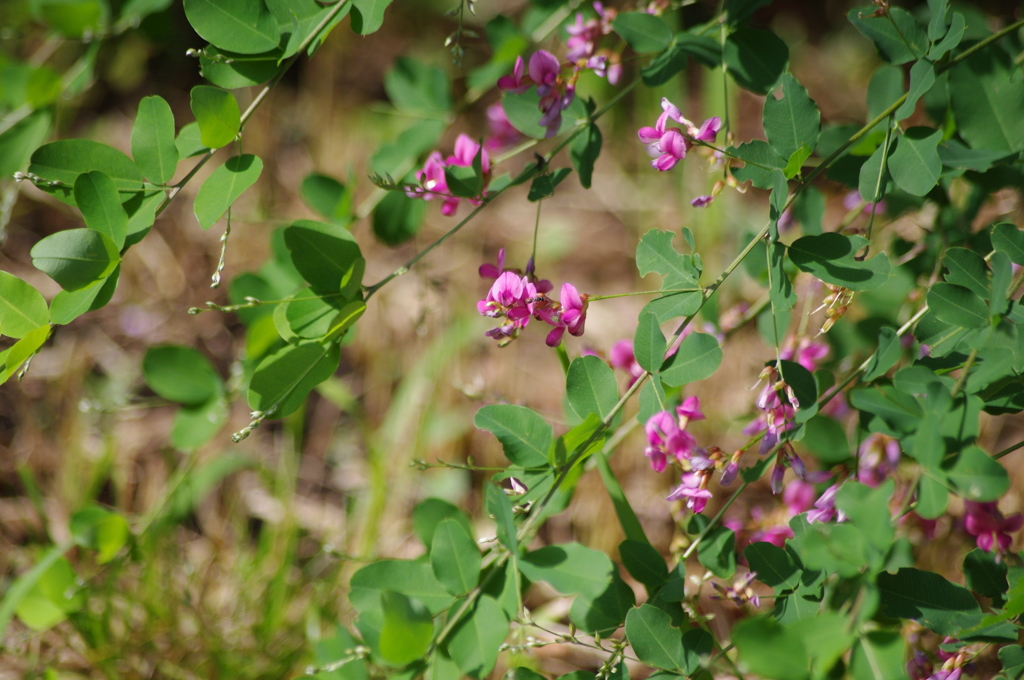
[652,155,679,172]
[660,97,682,123]
[638,126,662,143]
[451,134,479,167]
[529,50,560,85]
[691,195,714,208]
[696,116,721,142]
[546,325,566,346]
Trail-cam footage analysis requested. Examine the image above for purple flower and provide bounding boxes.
[964,501,1023,552]
[411,134,490,216]
[529,50,561,91]
[676,396,705,424]
[543,282,588,346]
[638,99,722,172]
[667,471,712,513]
[447,134,490,174]
[484,102,521,151]
[497,56,529,93]
[691,195,714,208]
[748,526,794,548]
[806,481,845,524]
[478,272,537,343]
[609,339,644,384]
[479,247,507,280]
[857,433,901,488]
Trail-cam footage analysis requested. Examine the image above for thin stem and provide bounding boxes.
[993,439,1024,460]
[950,347,978,398]
[531,199,542,268]
[864,114,894,244]
[682,481,748,560]
[588,287,703,301]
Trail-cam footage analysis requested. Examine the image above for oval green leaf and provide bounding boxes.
[247,340,341,417]
[74,171,129,249]
[131,95,179,185]
[143,345,222,406]
[183,0,281,54]
[190,85,241,150]
[193,154,263,229]
[566,355,619,420]
[31,229,120,291]
[474,404,552,468]
[0,271,49,339]
[430,519,481,596]
[659,332,722,387]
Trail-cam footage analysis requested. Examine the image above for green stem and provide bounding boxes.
[588,287,703,301]
[993,439,1024,460]
[949,347,978,398]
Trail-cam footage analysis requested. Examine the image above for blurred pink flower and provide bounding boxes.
[964,501,1023,553]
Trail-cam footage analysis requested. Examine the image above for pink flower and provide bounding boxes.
[667,471,713,513]
[963,501,1023,553]
[529,50,561,90]
[807,481,845,524]
[691,195,714,208]
[484,103,521,151]
[479,247,507,280]
[676,396,705,424]
[497,56,529,93]
[784,480,816,515]
[781,338,830,372]
[844,190,886,215]
[638,98,721,172]
[857,433,901,488]
[447,134,490,174]
[543,282,589,346]
[610,340,644,384]
[478,272,537,343]
[410,134,491,216]
[749,526,794,548]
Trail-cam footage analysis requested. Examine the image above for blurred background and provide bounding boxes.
[1,0,1023,676]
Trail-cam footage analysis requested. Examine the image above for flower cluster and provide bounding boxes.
[408,134,491,216]
[907,638,977,680]
[476,250,587,346]
[743,363,798,456]
[963,501,1023,554]
[710,571,761,608]
[638,98,721,172]
[498,51,578,138]
[857,433,901,487]
[565,3,622,84]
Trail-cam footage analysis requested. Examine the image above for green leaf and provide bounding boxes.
[889,127,942,196]
[0,325,51,384]
[863,327,901,381]
[372,191,426,247]
[731,616,809,680]
[835,480,895,552]
[963,548,1008,600]
[612,12,673,53]
[916,474,950,520]
[763,73,820,162]
[619,540,668,591]
[447,595,508,679]
[29,140,144,206]
[858,140,890,204]
[625,604,687,671]
[350,560,451,615]
[640,31,721,85]
[193,154,263,229]
[31,229,120,291]
[190,86,241,150]
[283,220,363,293]
[636,229,701,289]
[782,144,812,180]
[949,50,1024,153]
[849,631,906,680]
[849,384,922,435]
[69,505,129,564]
[990,252,1012,316]
[991,223,1024,266]
[171,396,228,451]
[74,171,129,249]
[350,0,393,35]
[36,0,106,38]
[183,0,281,54]
[944,445,1010,501]
[633,310,665,375]
[519,543,614,599]
[284,291,358,338]
[697,527,736,579]
[788,233,891,291]
[50,267,119,325]
[527,167,571,201]
[474,404,552,468]
[501,89,586,139]
[13,555,83,631]
[729,140,788,189]
[200,46,281,89]
[596,450,648,545]
[485,484,518,554]
[247,340,341,418]
[430,519,481,596]
[724,28,789,95]
[929,12,965,60]
[384,57,451,115]
[745,542,800,590]
[659,332,722,387]
[566,355,619,420]
[379,591,433,667]
[0,109,52,178]
[927,283,989,329]
[0,272,48,339]
[569,572,635,637]
[999,643,1024,680]
[943,248,989,298]
[802,416,851,464]
[412,498,472,550]
[301,173,352,222]
[877,568,982,636]
[131,95,178,184]
[175,122,208,159]
[569,122,601,189]
[786,613,853,678]
[848,6,928,65]
[143,345,222,406]
[895,60,936,121]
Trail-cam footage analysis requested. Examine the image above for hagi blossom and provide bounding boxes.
[780,337,830,372]
[844,190,886,215]
[542,283,588,346]
[410,134,491,216]
[477,271,537,343]
[857,433,901,487]
[644,397,705,473]
[743,364,799,455]
[806,480,846,524]
[498,51,578,137]
[609,340,644,384]
[479,247,508,279]
[484,103,522,151]
[963,501,1023,553]
[667,470,712,513]
[638,98,721,172]
[710,572,761,607]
